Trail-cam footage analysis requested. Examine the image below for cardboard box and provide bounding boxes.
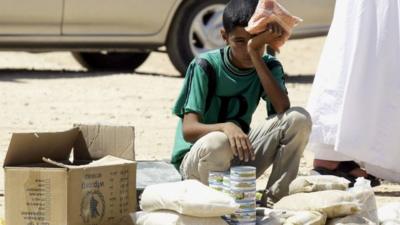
[4,125,136,225]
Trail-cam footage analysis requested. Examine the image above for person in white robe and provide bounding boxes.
[307,0,400,184]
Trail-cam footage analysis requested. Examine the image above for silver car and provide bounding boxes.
[0,0,334,75]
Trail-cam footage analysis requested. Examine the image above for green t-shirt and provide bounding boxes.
[171,46,287,169]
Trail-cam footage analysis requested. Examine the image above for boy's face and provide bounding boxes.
[221,27,265,69]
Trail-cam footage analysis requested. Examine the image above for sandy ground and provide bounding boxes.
[0,37,398,218]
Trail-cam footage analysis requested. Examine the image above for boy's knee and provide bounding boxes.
[201,132,230,152]
[200,132,233,166]
[285,107,312,134]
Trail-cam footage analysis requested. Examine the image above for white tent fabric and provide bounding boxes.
[307,0,400,182]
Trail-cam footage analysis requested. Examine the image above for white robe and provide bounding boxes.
[307,0,400,182]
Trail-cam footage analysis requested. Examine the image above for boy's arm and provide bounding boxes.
[183,113,255,162]
[247,25,290,113]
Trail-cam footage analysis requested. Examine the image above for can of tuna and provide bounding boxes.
[208,171,227,184]
[230,166,256,180]
[230,179,256,191]
[237,200,257,212]
[219,173,232,221]
[209,183,224,192]
[230,189,256,202]
[222,185,230,195]
[223,173,231,187]
[222,173,231,193]
[230,210,256,224]
[230,221,256,225]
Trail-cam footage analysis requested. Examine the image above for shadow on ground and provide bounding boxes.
[0,69,113,82]
[375,191,400,197]
[0,69,182,82]
[0,68,314,83]
[286,74,314,84]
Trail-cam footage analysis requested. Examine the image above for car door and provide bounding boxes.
[279,0,335,37]
[0,0,63,34]
[62,0,177,35]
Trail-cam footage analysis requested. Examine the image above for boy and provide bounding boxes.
[171,0,311,203]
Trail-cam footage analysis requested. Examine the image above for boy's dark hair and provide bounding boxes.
[223,0,258,33]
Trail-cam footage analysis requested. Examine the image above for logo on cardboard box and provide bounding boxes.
[80,190,105,224]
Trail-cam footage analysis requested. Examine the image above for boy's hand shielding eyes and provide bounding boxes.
[248,22,283,52]
[222,122,255,162]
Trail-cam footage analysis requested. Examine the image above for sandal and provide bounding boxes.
[313,161,381,187]
[257,190,275,208]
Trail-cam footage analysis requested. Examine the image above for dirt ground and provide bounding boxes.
[0,37,398,218]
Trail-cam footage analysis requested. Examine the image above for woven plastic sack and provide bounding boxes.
[245,0,302,51]
[378,202,400,225]
[257,208,326,225]
[135,211,229,225]
[140,180,239,217]
[289,175,350,195]
[326,215,376,225]
[284,211,327,225]
[274,190,360,218]
[348,178,378,224]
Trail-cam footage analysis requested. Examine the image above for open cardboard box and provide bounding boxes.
[3,124,136,225]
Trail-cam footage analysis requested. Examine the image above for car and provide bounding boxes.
[0,0,335,75]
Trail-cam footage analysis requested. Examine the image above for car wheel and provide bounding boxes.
[73,52,150,72]
[167,0,228,76]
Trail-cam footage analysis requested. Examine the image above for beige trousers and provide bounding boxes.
[179,107,312,202]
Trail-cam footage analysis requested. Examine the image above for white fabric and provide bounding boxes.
[365,164,400,184]
[135,211,229,225]
[310,144,351,161]
[140,180,239,217]
[307,0,400,182]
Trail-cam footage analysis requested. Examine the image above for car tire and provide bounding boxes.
[167,0,228,76]
[73,52,150,72]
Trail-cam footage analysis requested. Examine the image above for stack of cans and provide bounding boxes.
[208,171,227,192]
[222,173,232,221]
[209,171,232,222]
[230,166,256,225]
[222,173,231,195]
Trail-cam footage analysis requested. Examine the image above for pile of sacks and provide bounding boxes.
[135,180,239,225]
[134,175,399,225]
[257,176,379,225]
